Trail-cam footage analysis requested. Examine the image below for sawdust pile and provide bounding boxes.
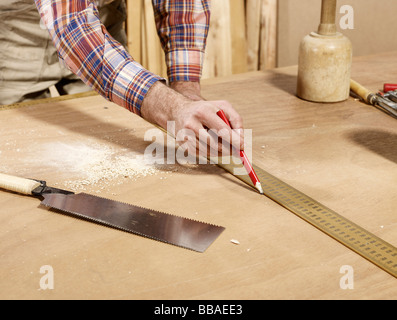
[42,142,160,191]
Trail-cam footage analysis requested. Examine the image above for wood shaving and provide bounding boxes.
[41,142,160,191]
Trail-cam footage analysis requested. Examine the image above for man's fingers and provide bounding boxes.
[172,99,245,158]
[204,100,245,150]
[201,128,240,158]
[216,100,244,128]
[174,125,241,159]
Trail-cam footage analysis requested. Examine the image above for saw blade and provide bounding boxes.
[41,192,225,252]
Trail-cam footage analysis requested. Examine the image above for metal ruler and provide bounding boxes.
[218,161,397,279]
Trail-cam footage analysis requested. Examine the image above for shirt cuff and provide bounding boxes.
[108,60,164,116]
[165,49,204,83]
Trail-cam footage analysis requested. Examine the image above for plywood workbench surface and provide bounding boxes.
[1,52,396,300]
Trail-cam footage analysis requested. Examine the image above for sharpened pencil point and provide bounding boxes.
[255,182,264,195]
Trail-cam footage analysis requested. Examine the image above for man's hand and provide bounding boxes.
[141,81,244,159]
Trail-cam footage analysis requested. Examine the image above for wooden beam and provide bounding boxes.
[246,0,262,71]
[230,0,248,74]
[259,0,278,70]
[142,0,167,78]
[203,0,232,78]
[126,0,143,63]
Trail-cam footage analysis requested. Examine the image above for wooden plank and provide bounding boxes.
[259,0,277,70]
[140,5,148,69]
[230,0,248,74]
[246,0,262,71]
[126,0,143,63]
[203,0,233,78]
[202,1,216,79]
[142,0,167,78]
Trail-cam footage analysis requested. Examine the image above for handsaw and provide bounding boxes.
[0,173,225,252]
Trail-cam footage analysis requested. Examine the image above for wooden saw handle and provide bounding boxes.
[0,173,41,195]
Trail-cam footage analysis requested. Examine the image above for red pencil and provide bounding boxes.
[216,110,264,194]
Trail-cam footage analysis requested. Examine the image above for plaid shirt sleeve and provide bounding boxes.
[35,0,162,115]
[152,0,211,83]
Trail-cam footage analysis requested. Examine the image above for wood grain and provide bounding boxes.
[230,0,248,74]
[203,0,233,78]
[246,0,262,71]
[126,0,143,62]
[259,0,277,70]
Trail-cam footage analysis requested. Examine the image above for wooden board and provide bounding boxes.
[126,0,143,62]
[0,52,396,299]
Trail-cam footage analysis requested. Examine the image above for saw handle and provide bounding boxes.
[0,173,41,195]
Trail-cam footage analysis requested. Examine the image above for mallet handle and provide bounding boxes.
[318,0,337,36]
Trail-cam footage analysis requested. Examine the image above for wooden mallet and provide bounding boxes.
[297,0,353,103]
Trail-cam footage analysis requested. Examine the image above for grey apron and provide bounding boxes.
[0,0,127,104]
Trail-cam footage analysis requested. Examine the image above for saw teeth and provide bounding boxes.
[41,192,225,253]
[77,192,225,229]
[42,204,209,253]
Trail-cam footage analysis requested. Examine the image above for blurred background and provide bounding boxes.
[126,0,397,79]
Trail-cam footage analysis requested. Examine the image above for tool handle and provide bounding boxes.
[350,79,375,105]
[384,83,397,93]
[0,173,41,195]
[318,0,337,35]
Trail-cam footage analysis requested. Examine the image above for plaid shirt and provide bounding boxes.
[35,0,210,115]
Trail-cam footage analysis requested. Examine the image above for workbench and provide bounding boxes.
[1,52,396,300]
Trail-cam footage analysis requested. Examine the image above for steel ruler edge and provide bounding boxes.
[217,161,397,279]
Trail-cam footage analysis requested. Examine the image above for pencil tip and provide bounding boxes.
[255,182,264,195]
